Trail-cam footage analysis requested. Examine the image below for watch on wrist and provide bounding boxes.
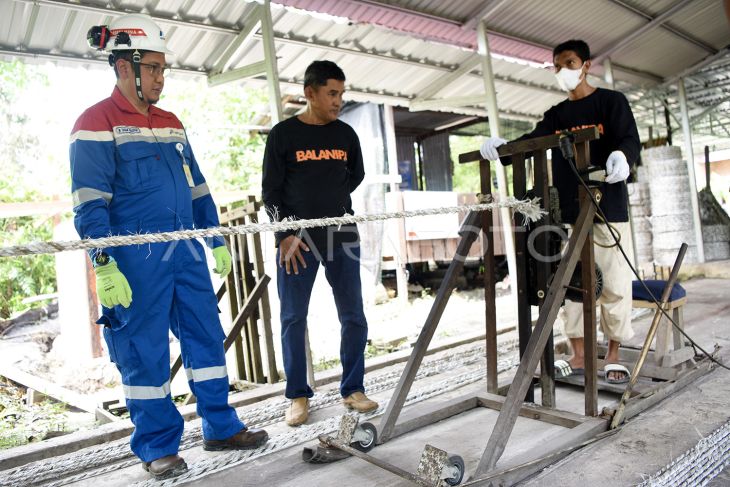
[93,251,112,267]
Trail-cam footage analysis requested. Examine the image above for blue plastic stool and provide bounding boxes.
[632,280,689,368]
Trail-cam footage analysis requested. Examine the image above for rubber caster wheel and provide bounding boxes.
[444,454,465,486]
[350,422,377,453]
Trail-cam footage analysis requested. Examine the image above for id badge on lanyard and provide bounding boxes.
[175,142,195,188]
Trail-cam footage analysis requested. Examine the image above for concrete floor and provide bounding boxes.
[522,277,730,487]
[4,277,730,486]
[193,277,730,487]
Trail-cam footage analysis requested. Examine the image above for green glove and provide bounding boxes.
[212,246,232,278]
[95,262,132,308]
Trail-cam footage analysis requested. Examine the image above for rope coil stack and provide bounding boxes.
[701,223,730,261]
[697,186,730,261]
[642,146,699,265]
[628,164,653,264]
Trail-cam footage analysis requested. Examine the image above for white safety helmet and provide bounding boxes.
[86,13,173,101]
[107,13,173,54]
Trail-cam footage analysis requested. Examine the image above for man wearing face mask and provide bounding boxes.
[70,13,268,480]
[480,39,640,385]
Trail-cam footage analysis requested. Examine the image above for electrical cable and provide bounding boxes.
[558,132,729,372]
[593,212,620,248]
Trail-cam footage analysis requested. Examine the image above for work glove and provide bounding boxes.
[480,137,507,161]
[605,150,630,184]
[95,262,132,308]
[212,245,232,278]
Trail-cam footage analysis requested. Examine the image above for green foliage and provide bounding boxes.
[0,382,68,449]
[449,134,514,196]
[0,60,56,319]
[313,356,341,373]
[0,216,56,319]
[450,135,482,194]
[162,78,269,193]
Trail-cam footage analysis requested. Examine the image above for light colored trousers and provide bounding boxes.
[564,221,634,343]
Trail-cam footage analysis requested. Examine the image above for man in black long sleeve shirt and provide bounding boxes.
[481,40,640,384]
[262,61,377,426]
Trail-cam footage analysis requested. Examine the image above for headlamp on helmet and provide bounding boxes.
[86,25,111,50]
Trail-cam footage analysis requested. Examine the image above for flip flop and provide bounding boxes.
[554,359,585,379]
[604,363,631,384]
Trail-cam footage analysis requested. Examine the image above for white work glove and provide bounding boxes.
[605,150,630,184]
[480,137,507,161]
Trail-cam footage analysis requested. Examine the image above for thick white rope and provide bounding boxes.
[9,340,523,487]
[0,198,543,257]
[637,419,730,486]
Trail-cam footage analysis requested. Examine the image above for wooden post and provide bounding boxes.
[511,153,534,403]
[246,195,279,383]
[533,150,555,408]
[383,105,409,306]
[240,214,265,383]
[574,140,598,416]
[221,206,247,382]
[480,159,498,394]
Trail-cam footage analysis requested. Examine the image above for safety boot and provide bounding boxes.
[342,391,378,413]
[285,397,309,426]
[203,427,269,451]
[142,454,188,480]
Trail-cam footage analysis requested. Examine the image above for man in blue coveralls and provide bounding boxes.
[70,13,267,479]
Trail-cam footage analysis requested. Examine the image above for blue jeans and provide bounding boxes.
[277,245,368,399]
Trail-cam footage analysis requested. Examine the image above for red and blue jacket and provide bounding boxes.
[70,86,223,250]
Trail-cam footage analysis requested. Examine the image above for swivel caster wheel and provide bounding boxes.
[349,422,377,453]
[443,454,465,486]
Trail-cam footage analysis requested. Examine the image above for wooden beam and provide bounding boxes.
[377,211,484,443]
[475,393,587,429]
[512,152,534,403]
[534,149,555,408]
[602,357,714,421]
[575,140,598,417]
[0,366,97,413]
[480,159,498,393]
[459,127,600,164]
[385,397,479,440]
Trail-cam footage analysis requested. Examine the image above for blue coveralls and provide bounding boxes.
[70,87,244,462]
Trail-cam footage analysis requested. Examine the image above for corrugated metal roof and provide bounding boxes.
[0,0,728,133]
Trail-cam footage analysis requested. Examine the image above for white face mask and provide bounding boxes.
[554,63,584,92]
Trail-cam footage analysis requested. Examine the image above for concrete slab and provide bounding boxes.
[5,277,729,487]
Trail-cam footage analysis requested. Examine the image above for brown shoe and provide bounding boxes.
[142,454,188,480]
[285,397,309,426]
[342,391,378,413]
[203,427,269,451]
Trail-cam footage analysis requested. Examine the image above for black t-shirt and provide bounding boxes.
[509,88,640,223]
[262,116,365,253]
